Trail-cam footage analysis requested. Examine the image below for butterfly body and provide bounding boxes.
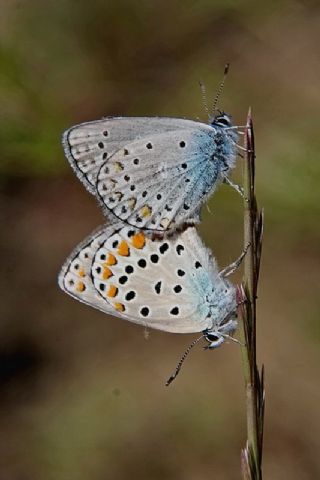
[63,114,238,232]
[59,224,237,344]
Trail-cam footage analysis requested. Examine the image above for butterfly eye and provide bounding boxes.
[211,113,231,128]
[206,333,219,342]
[205,333,224,349]
[216,117,230,127]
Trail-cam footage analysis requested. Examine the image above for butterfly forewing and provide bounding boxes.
[63,117,211,196]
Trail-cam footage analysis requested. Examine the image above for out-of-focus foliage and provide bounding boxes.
[1,1,320,479]
[1,0,320,239]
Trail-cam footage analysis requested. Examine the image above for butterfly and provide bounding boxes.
[62,65,244,233]
[59,223,241,350]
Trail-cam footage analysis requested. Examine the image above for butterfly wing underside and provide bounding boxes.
[63,117,221,231]
[96,128,221,230]
[59,224,213,333]
[58,223,121,316]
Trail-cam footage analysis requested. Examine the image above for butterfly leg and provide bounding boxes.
[225,125,248,132]
[228,136,253,153]
[222,175,248,201]
[235,143,253,153]
[219,243,251,278]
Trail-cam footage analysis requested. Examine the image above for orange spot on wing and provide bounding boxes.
[118,240,130,256]
[76,281,85,292]
[131,232,145,249]
[140,205,152,218]
[107,285,118,298]
[78,267,86,277]
[105,253,117,266]
[102,266,113,279]
[114,302,125,312]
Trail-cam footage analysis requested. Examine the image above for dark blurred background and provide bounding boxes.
[1,1,320,479]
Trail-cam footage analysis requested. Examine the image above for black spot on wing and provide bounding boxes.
[150,254,159,264]
[140,306,150,317]
[170,306,179,315]
[176,244,185,255]
[125,291,136,301]
[159,243,169,254]
[154,281,162,294]
[138,259,147,268]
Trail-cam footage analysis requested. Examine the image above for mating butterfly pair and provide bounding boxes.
[59,105,245,381]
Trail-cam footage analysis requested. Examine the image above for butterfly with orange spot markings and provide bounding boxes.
[58,222,238,348]
[62,113,240,232]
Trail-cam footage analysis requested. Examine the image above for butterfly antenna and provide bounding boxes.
[212,63,230,116]
[199,81,210,120]
[165,334,204,386]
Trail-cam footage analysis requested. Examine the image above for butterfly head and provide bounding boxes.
[204,311,238,349]
[204,280,238,349]
[210,111,233,129]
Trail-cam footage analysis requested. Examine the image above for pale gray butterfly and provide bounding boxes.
[62,68,244,232]
[59,224,245,358]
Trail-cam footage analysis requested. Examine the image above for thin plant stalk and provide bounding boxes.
[237,109,265,480]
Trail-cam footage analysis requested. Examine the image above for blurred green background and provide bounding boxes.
[1,1,320,479]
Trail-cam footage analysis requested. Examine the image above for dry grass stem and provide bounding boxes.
[238,109,265,480]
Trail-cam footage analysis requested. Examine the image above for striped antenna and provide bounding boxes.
[166,334,204,386]
[199,81,210,120]
[212,63,230,115]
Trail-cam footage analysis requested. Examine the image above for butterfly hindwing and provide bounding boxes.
[63,116,238,231]
[58,223,123,316]
[90,226,215,333]
[96,128,222,231]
